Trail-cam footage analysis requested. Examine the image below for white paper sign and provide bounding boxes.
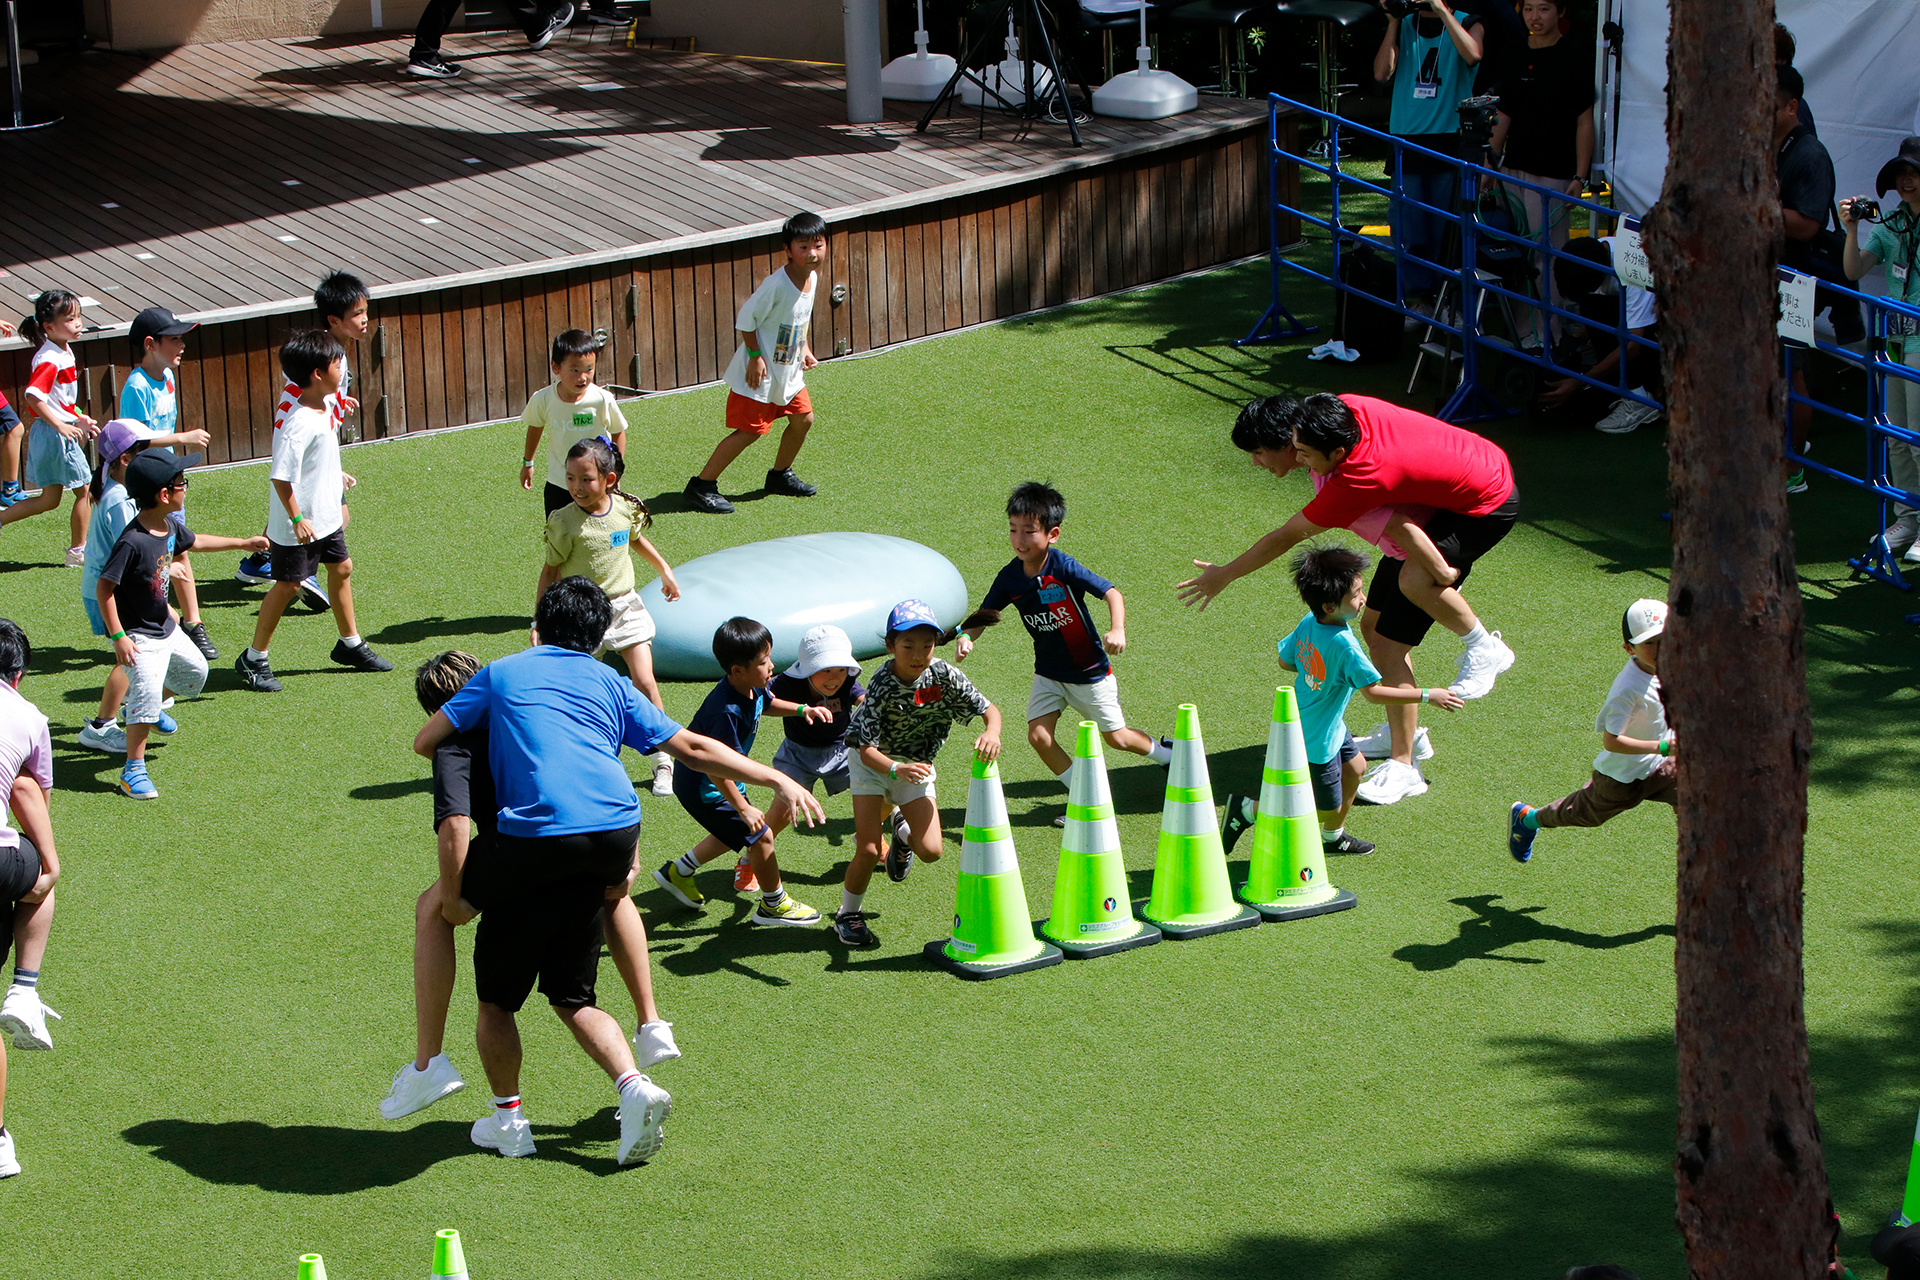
[1614,216,1654,289]
[1777,267,1817,344]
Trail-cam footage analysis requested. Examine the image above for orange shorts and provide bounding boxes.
[725,387,812,435]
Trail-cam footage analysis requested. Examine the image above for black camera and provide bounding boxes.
[1457,94,1500,148]
[1381,0,1419,18]
[1845,197,1882,223]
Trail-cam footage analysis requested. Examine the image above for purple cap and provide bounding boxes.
[887,599,941,634]
[97,419,154,469]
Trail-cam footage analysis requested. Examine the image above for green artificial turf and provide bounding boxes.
[4,252,1914,1280]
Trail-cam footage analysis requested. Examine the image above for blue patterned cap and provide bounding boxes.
[887,599,941,633]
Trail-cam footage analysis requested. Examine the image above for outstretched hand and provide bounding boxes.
[774,775,827,828]
[1175,561,1234,611]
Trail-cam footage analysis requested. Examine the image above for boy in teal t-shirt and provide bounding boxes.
[1223,546,1462,857]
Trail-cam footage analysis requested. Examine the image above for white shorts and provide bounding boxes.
[772,738,852,796]
[847,754,938,805]
[1026,673,1127,733]
[597,590,656,654]
[124,626,208,725]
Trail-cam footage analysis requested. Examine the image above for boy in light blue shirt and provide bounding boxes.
[1223,545,1462,857]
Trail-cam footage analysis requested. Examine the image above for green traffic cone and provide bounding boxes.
[432,1229,469,1280]
[297,1256,327,1280]
[1142,704,1260,939]
[1897,1106,1920,1226]
[1036,721,1161,957]
[923,755,1064,979]
[1238,687,1356,922]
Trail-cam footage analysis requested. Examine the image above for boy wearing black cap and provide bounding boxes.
[96,449,267,799]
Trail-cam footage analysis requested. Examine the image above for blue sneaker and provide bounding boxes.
[299,574,330,611]
[233,554,272,586]
[0,481,20,508]
[1508,802,1537,863]
[120,761,159,800]
[153,708,178,735]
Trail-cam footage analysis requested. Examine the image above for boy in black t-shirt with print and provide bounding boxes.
[96,449,267,801]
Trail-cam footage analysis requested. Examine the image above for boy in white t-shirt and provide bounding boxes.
[683,211,826,514]
[234,331,392,693]
[518,329,628,517]
[1507,598,1675,863]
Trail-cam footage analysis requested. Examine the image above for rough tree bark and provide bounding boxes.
[1643,0,1830,1276]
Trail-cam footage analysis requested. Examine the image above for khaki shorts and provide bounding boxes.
[848,753,937,805]
[1026,673,1127,733]
[597,590,656,654]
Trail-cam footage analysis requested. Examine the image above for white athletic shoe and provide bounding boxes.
[78,719,128,754]
[650,755,674,798]
[0,1129,18,1178]
[1449,631,1515,701]
[380,1053,467,1120]
[633,1020,682,1069]
[1354,758,1429,806]
[470,1109,537,1158]
[616,1074,671,1166]
[1594,396,1661,435]
[0,986,59,1050]
[1351,723,1432,762]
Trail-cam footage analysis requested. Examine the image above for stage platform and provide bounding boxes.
[12,28,1295,462]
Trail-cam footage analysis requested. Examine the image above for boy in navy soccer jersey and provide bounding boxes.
[955,482,1172,823]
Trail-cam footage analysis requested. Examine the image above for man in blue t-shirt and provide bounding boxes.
[1371,0,1485,296]
[1222,546,1463,859]
[412,578,825,1167]
[955,483,1172,824]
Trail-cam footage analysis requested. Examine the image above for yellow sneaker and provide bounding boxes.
[750,893,821,928]
[652,861,704,909]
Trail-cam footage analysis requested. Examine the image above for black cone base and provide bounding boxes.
[1244,887,1358,922]
[921,938,1065,981]
[1032,917,1164,958]
[1138,898,1262,939]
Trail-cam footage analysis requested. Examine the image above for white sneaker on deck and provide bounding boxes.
[0,985,60,1050]
[1354,758,1429,806]
[380,1053,467,1120]
[1449,631,1515,701]
[470,1109,537,1158]
[1351,723,1432,762]
[616,1074,671,1166]
[650,754,674,798]
[0,1129,17,1178]
[633,1020,682,1069]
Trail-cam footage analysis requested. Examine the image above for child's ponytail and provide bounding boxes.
[566,434,652,529]
[21,288,79,348]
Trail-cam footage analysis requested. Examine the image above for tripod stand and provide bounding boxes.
[914,0,1092,147]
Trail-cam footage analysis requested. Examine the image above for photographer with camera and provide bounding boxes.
[1842,138,1920,559]
[1372,0,1485,313]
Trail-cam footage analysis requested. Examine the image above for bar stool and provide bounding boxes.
[1165,0,1273,98]
[1079,1,1169,83]
[1268,0,1374,136]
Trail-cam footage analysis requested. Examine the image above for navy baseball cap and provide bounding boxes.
[124,447,202,503]
[130,306,198,351]
[887,599,941,634]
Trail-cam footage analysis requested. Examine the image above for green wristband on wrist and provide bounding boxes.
[1658,739,1671,757]
[746,348,762,357]
[889,762,897,779]
[109,630,126,641]
[522,459,534,467]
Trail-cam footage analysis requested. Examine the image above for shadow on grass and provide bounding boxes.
[349,776,433,801]
[1392,894,1675,972]
[367,614,532,646]
[123,1106,646,1191]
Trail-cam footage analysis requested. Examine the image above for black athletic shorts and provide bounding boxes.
[544,482,571,517]
[456,828,507,913]
[0,836,41,969]
[1366,487,1520,647]
[472,881,607,1012]
[680,795,769,854]
[1308,732,1360,812]
[268,529,350,582]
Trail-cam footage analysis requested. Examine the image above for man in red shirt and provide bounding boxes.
[1178,393,1519,804]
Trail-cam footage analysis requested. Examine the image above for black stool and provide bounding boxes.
[1269,0,1373,138]
[1166,0,1273,98]
[1078,1,1170,82]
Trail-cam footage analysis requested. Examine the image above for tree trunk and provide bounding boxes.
[1644,1,1830,1276]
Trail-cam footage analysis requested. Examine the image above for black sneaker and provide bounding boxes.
[1220,792,1255,855]
[235,651,282,693]
[183,621,219,661]
[331,639,395,672]
[832,910,878,948]
[580,1,629,24]
[684,477,735,514]
[765,467,817,497]
[526,1,575,49]
[1050,809,1067,829]
[406,48,462,78]
[884,814,914,882]
[1325,832,1375,856]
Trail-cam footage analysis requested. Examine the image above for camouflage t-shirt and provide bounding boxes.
[846,658,990,764]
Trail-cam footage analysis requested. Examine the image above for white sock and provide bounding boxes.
[614,1070,641,1095]
[1147,739,1172,765]
[490,1094,520,1115]
[1461,624,1488,648]
[1321,827,1343,844]
[1053,762,1071,790]
[341,633,361,647]
[841,889,864,917]
[246,646,268,661]
[672,850,700,876]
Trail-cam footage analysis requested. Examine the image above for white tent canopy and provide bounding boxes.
[1602,0,1920,218]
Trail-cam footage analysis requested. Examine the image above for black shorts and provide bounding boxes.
[1309,733,1360,812]
[1367,487,1520,647]
[544,482,571,517]
[269,530,350,582]
[0,836,41,969]
[678,791,768,853]
[454,825,507,913]
[472,881,607,1012]
[490,823,639,893]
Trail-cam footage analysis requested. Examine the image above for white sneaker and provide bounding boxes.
[1449,631,1515,701]
[78,719,128,753]
[0,1129,18,1178]
[1881,514,1919,556]
[616,1074,671,1165]
[380,1053,467,1120]
[1594,395,1661,434]
[650,754,674,798]
[470,1108,537,1158]
[0,986,59,1050]
[1351,723,1432,762]
[63,546,84,569]
[1354,758,1429,805]
[633,1020,682,1069]
[1907,539,1920,566]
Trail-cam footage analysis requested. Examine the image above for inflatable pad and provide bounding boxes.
[638,532,969,680]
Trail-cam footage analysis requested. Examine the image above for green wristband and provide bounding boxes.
[109,630,126,641]
[746,348,762,357]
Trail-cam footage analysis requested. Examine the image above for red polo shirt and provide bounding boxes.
[1300,395,1514,531]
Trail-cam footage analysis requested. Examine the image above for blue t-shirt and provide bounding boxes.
[979,549,1115,684]
[81,479,139,608]
[1389,16,1477,138]
[118,366,178,435]
[442,646,681,838]
[1280,613,1382,764]
[673,678,768,809]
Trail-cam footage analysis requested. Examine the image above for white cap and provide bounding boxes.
[784,624,860,679]
[1623,598,1667,644]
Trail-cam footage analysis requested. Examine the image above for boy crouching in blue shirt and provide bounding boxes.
[653,617,833,927]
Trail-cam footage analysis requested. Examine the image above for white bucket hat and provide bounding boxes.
[785,624,860,679]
